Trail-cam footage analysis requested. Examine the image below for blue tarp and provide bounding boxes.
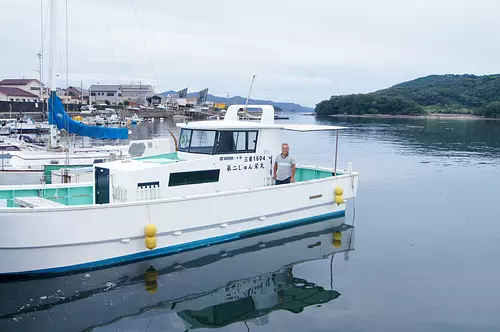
[48,91,128,140]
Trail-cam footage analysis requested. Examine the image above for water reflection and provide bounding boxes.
[315,116,500,163]
[0,217,354,332]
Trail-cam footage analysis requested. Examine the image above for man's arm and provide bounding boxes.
[291,163,296,183]
[273,162,278,180]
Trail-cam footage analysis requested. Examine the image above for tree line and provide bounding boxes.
[315,74,500,118]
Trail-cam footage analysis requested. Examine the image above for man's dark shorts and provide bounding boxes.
[275,177,291,185]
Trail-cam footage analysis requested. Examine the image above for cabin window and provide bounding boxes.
[168,169,220,187]
[215,131,258,154]
[248,131,258,151]
[178,129,192,152]
[178,129,258,155]
[190,130,217,154]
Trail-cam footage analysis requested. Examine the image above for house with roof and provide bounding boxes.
[89,85,121,104]
[67,86,89,99]
[0,79,45,98]
[0,87,40,102]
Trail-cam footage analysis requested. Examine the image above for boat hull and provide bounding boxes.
[0,173,358,275]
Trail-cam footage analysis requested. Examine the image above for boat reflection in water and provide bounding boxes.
[0,217,355,331]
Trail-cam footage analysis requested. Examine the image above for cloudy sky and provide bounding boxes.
[2,0,500,106]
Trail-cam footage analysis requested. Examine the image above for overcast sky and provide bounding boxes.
[2,0,500,106]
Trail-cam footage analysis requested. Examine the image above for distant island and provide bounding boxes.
[315,74,500,118]
[161,90,314,113]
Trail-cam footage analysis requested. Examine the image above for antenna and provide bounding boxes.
[244,74,257,111]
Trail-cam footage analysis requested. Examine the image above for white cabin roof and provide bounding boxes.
[177,121,346,131]
[177,104,346,131]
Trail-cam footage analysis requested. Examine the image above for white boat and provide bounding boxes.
[106,114,121,124]
[0,134,173,185]
[80,105,96,114]
[1,116,51,134]
[0,218,354,331]
[0,104,359,275]
[126,114,143,124]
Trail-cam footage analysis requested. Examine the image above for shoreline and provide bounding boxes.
[317,113,500,121]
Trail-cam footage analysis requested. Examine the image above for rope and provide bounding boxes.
[330,254,334,292]
[101,0,116,61]
[131,0,159,84]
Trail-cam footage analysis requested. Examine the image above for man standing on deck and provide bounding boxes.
[273,143,296,185]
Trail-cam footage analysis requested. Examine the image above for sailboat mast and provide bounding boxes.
[48,0,57,93]
[40,0,45,115]
[47,0,58,150]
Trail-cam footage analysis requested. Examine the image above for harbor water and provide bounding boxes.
[1,115,499,331]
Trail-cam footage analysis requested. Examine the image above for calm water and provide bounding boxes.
[1,115,500,331]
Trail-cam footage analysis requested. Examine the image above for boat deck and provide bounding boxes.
[0,164,337,208]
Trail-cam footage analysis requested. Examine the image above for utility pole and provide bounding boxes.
[80,80,83,105]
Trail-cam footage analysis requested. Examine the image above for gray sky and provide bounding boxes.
[2,0,500,106]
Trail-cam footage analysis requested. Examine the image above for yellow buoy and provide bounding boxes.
[145,236,157,250]
[333,231,342,240]
[334,195,344,205]
[334,187,343,196]
[333,239,342,248]
[144,224,157,237]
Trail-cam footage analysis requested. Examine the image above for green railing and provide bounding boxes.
[0,185,93,207]
[295,167,334,182]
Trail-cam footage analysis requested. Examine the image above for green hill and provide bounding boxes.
[315,74,500,118]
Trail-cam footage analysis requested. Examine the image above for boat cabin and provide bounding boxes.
[93,105,344,205]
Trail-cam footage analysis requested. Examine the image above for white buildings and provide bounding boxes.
[88,84,153,105]
[120,84,153,104]
[89,85,121,104]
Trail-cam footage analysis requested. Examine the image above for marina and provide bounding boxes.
[2,0,500,331]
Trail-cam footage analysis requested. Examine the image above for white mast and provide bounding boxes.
[39,0,44,110]
[48,0,58,150]
[48,0,57,93]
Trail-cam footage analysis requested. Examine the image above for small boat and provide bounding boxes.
[80,105,96,114]
[3,116,51,134]
[126,114,143,124]
[0,104,359,275]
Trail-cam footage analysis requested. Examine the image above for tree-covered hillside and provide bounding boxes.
[316,74,500,118]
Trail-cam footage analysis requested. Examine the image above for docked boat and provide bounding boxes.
[0,135,173,185]
[0,103,359,275]
[0,218,354,331]
[126,114,143,124]
[0,117,51,135]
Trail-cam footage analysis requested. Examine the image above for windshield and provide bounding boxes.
[179,129,217,154]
